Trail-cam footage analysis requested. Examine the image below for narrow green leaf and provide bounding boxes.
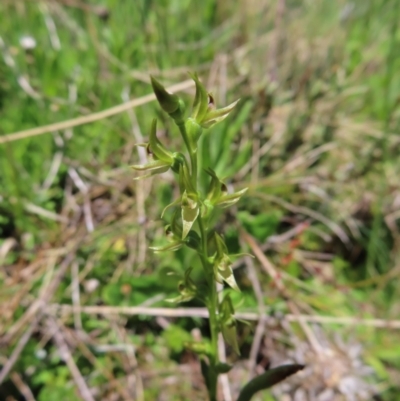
[236,364,305,401]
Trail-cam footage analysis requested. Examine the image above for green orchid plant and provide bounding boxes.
[132,73,303,401]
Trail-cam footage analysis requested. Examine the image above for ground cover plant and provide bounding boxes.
[1,0,400,400]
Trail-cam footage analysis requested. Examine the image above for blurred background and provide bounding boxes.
[1,1,400,400]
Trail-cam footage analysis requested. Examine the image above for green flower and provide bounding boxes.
[190,73,240,129]
[131,119,185,179]
[202,168,248,217]
[209,232,240,291]
[166,267,198,304]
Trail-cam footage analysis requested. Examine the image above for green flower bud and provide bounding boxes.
[150,75,186,124]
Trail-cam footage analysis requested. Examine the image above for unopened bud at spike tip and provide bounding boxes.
[150,76,186,124]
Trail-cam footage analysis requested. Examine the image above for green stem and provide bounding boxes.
[179,117,219,400]
[198,216,219,401]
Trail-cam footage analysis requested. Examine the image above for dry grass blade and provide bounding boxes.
[47,317,95,401]
[0,315,40,384]
[3,239,81,344]
[50,304,400,329]
[240,228,324,355]
[0,79,194,144]
[255,193,350,244]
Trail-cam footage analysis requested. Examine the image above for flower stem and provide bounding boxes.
[179,117,219,400]
[198,216,219,401]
